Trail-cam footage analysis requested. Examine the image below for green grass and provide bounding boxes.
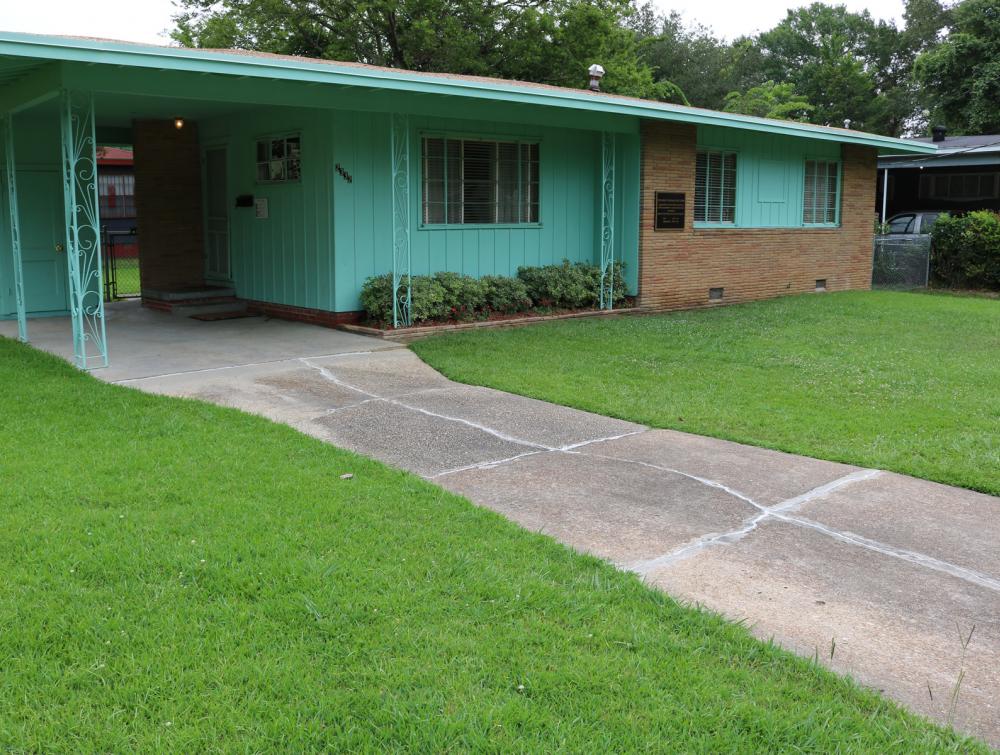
[106,256,140,298]
[413,291,1000,496]
[0,340,983,750]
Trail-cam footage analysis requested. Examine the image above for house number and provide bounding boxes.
[336,164,353,183]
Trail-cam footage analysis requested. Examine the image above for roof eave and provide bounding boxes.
[0,32,936,156]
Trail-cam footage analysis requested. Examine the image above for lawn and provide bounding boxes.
[106,256,141,298]
[0,339,983,750]
[413,291,1000,496]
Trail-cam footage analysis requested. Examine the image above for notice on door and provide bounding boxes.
[255,197,269,220]
[654,192,685,230]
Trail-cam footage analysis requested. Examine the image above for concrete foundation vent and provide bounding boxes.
[709,287,724,301]
[815,279,827,291]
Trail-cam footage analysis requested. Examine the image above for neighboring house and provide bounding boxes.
[96,145,138,259]
[876,127,1000,221]
[0,32,932,369]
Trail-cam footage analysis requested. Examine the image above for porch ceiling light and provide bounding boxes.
[174,117,185,130]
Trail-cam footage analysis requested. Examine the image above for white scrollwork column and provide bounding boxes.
[1,114,27,342]
[390,113,412,328]
[60,89,108,369]
[600,131,616,310]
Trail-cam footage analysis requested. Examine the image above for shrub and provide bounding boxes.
[517,259,628,309]
[931,211,1000,289]
[481,276,532,314]
[360,260,629,326]
[410,275,448,322]
[517,260,595,308]
[359,273,395,325]
[359,273,447,324]
[433,271,487,320]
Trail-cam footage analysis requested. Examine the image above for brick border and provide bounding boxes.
[242,299,364,328]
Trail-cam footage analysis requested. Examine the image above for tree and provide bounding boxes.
[723,81,814,121]
[754,0,948,135]
[756,4,880,130]
[635,11,741,110]
[171,0,687,103]
[915,0,1000,134]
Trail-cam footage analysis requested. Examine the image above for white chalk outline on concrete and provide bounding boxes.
[429,431,648,479]
[155,351,1000,597]
[622,465,1000,594]
[302,358,646,458]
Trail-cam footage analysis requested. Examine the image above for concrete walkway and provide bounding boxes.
[5,304,999,745]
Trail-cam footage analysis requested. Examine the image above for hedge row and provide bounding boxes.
[360,260,627,326]
[931,211,1000,290]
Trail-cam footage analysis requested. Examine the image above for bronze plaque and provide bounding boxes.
[654,192,685,230]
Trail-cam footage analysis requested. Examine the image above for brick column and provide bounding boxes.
[132,119,206,293]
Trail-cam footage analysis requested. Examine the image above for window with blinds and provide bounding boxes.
[422,137,539,225]
[694,150,737,223]
[803,160,839,224]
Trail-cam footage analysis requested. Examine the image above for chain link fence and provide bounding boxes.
[872,236,931,289]
[102,229,141,300]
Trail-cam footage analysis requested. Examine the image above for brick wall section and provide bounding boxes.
[133,120,205,292]
[243,299,364,328]
[638,121,876,311]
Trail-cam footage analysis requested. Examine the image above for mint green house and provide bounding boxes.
[0,32,932,368]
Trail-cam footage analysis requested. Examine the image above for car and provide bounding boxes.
[878,211,943,239]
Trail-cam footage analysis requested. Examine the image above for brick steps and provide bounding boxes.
[172,300,248,318]
[141,285,249,318]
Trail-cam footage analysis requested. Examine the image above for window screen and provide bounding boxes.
[422,137,539,225]
[98,173,136,218]
[918,172,1000,201]
[256,135,301,183]
[694,150,737,223]
[803,160,839,224]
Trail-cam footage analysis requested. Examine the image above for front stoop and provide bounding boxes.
[141,286,248,319]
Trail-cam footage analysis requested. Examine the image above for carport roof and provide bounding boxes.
[0,30,935,156]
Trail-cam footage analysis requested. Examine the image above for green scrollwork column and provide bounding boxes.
[390,113,412,328]
[1,114,27,342]
[60,89,108,369]
[600,131,616,310]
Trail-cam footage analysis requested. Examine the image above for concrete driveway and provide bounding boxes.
[6,304,999,744]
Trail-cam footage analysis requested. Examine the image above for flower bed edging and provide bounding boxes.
[337,306,647,341]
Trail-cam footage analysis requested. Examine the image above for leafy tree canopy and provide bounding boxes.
[634,9,759,111]
[171,0,687,102]
[723,81,814,121]
[170,0,990,138]
[915,0,1000,134]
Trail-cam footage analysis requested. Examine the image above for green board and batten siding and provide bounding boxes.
[201,105,640,314]
[200,108,336,313]
[0,115,66,318]
[696,125,842,229]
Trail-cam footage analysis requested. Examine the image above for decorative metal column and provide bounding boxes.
[59,90,108,369]
[600,131,616,310]
[1,114,27,342]
[390,113,412,328]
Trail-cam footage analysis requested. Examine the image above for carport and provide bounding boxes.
[0,298,398,382]
[0,54,294,370]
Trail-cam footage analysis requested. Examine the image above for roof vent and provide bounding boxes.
[588,64,605,92]
[932,125,947,142]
